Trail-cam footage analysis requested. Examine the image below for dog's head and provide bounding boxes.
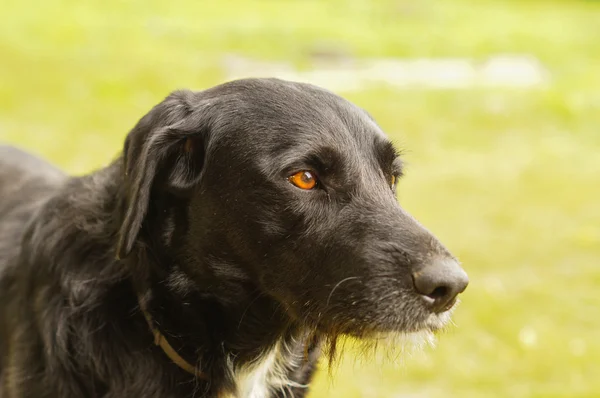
[117,78,468,340]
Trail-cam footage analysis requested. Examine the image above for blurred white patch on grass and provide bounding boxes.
[518,326,538,348]
[222,54,549,92]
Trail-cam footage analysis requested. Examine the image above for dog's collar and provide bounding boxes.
[138,295,208,380]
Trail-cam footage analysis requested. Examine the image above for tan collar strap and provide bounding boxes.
[138,296,208,380]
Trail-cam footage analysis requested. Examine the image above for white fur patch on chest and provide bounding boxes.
[223,339,307,398]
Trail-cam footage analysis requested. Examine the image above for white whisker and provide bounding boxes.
[326,277,360,307]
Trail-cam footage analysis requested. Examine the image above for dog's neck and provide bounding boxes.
[137,293,209,379]
[131,256,314,396]
[119,188,316,395]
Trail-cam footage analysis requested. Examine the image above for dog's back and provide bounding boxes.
[0,145,66,268]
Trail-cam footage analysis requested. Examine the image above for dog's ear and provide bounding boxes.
[116,90,208,259]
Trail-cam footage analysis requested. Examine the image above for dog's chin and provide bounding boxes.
[336,306,457,365]
[366,298,458,335]
[363,307,454,349]
[414,305,456,333]
[315,299,459,365]
[298,293,460,364]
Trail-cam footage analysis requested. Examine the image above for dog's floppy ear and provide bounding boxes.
[116,90,208,259]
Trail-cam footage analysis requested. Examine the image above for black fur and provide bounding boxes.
[0,78,467,397]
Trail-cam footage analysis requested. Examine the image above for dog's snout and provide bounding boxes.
[412,258,469,313]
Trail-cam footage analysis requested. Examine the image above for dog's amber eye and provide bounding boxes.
[390,175,396,189]
[289,171,317,190]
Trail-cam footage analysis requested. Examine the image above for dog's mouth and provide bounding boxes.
[308,295,460,341]
[421,297,460,328]
[386,298,458,335]
[421,303,456,331]
[312,302,460,364]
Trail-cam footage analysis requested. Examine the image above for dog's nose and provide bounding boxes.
[412,258,469,313]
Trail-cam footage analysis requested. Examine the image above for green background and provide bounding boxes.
[1,1,599,397]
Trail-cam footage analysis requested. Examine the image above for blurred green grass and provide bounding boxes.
[1,0,599,397]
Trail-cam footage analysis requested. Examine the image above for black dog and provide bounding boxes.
[0,78,468,398]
